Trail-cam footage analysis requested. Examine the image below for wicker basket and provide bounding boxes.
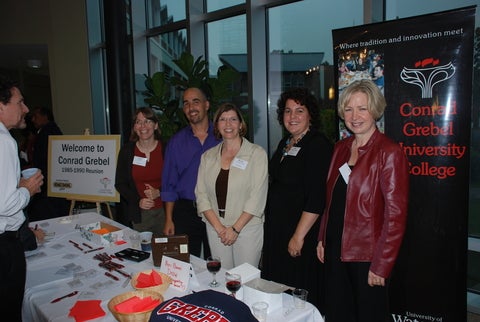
[108,289,164,322]
[130,269,172,295]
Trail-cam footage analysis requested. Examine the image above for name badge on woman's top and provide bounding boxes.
[339,162,351,184]
[232,157,248,170]
[133,156,147,167]
[288,146,301,156]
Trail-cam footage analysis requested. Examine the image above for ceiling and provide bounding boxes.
[0,44,49,75]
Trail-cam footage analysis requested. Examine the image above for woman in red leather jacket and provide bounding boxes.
[317,79,409,322]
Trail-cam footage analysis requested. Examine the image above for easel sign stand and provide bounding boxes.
[68,198,113,219]
[48,128,120,220]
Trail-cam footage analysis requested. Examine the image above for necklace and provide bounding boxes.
[282,131,308,157]
[136,141,158,161]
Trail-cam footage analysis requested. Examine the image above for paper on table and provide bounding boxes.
[68,300,105,321]
[226,262,261,284]
[114,296,160,313]
[135,270,163,288]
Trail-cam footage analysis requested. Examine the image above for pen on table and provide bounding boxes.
[114,268,130,278]
[74,244,84,251]
[50,290,78,303]
[122,274,132,288]
[84,246,104,254]
[82,242,93,249]
[105,271,119,281]
[69,240,79,246]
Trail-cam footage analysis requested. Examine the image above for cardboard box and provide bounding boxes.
[227,263,261,284]
[243,277,292,313]
[79,221,124,246]
[223,263,261,300]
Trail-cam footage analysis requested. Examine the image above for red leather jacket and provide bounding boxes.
[318,129,409,278]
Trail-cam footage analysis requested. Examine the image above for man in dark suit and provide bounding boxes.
[27,106,69,220]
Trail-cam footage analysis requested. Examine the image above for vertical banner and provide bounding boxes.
[332,7,475,322]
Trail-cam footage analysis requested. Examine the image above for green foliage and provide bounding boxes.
[143,71,185,143]
[143,52,239,142]
[319,108,337,143]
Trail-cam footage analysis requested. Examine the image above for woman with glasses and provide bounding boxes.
[115,107,165,236]
[195,103,268,269]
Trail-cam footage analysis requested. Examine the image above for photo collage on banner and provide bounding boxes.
[332,6,476,322]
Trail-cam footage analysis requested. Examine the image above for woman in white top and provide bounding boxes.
[195,103,268,269]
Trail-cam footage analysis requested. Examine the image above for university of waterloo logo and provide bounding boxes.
[400,58,455,98]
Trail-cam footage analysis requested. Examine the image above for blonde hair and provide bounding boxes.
[337,79,386,120]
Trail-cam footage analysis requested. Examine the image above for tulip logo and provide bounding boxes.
[100,177,111,189]
[400,57,455,98]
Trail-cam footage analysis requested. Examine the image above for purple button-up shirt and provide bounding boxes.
[161,122,220,202]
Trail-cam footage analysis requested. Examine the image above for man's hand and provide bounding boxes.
[19,170,43,196]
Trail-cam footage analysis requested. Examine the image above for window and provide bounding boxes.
[148,29,187,75]
[267,0,363,146]
[206,0,244,12]
[147,0,185,28]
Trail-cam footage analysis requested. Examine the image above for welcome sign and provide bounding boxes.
[48,135,120,202]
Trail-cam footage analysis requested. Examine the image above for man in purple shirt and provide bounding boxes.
[161,87,220,258]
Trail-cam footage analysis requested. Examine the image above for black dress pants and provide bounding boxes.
[0,232,26,322]
[173,199,211,259]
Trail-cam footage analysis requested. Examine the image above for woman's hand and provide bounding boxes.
[139,197,154,210]
[316,241,324,263]
[219,226,238,246]
[144,184,160,200]
[31,227,46,244]
[288,235,304,257]
[368,270,385,287]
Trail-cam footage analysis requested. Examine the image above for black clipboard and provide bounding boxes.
[151,234,190,266]
[114,248,150,262]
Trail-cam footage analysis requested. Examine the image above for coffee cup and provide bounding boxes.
[21,167,39,179]
[140,231,153,251]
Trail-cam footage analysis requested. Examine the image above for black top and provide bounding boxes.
[262,128,332,309]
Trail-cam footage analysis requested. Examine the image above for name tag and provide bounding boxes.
[339,162,351,184]
[232,157,248,170]
[287,146,301,156]
[133,156,147,167]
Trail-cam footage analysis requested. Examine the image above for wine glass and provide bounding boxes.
[206,256,221,287]
[225,273,242,298]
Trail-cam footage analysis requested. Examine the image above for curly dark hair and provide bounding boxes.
[276,87,320,129]
[0,75,18,105]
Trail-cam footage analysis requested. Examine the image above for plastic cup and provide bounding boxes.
[292,288,308,309]
[129,231,141,249]
[22,167,39,179]
[140,231,153,251]
[252,301,268,321]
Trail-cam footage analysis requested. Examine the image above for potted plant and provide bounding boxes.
[143,52,239,143]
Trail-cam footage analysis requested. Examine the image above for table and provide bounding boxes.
[22,213,324,321]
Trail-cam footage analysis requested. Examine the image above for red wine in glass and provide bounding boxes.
[206,256,221,287]
[207,261,221,274]
[226,280,241,292]
[225,273,242,298]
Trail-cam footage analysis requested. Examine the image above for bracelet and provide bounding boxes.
[231,226,240,235]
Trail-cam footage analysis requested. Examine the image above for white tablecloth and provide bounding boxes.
[22,213,323,322]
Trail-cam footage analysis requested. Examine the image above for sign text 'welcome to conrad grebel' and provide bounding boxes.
[58,143,110,165]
